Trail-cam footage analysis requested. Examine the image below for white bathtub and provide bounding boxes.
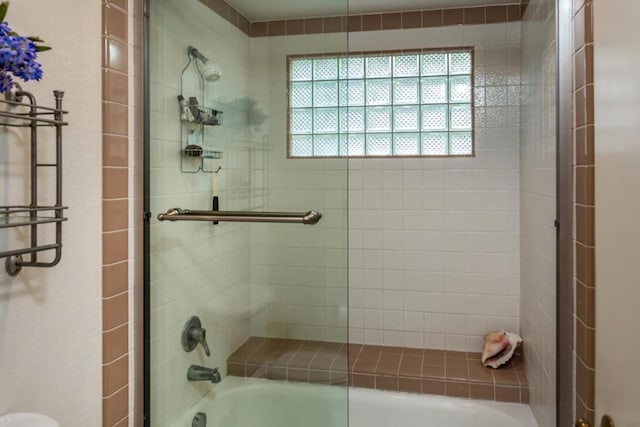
[173,377,538,427]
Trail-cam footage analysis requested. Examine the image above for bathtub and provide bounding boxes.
[173,376,538,427]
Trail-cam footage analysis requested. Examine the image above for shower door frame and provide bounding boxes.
[556,0,575,425]
[142,0,151,424]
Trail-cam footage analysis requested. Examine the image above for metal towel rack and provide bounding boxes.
[0,88,69,276]
[157,208,322,225]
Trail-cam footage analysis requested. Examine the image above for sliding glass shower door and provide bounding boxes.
[145,0,349,425]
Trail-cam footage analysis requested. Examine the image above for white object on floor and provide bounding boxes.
[0,413,60,427]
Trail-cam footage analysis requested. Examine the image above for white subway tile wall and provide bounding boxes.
[347,23,522,352]
[148,0,255,424]
[249,33,350,343]
[250,22,522,353]
[520,0,557,426]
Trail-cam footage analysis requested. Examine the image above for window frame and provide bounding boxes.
[286,47,476,159]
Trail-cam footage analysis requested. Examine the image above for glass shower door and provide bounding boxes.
[145,0,349,425]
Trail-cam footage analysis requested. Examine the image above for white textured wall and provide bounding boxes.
[594,0,640,423]
[148,0,254,424]
[348,23,522,352]
[248,34,350,343]
[0,1,102,424]
[520,0,557,426]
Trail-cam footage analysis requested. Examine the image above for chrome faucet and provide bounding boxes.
[187,365,221,383]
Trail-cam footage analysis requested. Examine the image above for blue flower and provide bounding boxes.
[0,69,12,92]
[0,21,10,37]
[0,29,44,87]
[0,2,50,92]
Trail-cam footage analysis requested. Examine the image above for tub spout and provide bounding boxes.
[187,365,221,383]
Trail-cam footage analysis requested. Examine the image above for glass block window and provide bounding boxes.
[287,48,474,158]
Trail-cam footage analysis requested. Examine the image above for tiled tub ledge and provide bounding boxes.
[227,337,529,404]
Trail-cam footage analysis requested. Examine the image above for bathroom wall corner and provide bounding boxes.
[102,0,134,425]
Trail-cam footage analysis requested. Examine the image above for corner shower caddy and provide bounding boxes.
[179,45,223,173]
[0,88,68,276]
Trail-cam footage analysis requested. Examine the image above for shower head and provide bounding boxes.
[197,61,222,82]
[188,45,222,82]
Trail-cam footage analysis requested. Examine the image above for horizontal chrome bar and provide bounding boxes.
[157,208,322,225]
[0,216,68,229]
[0,110,68,125]
[0,243,61,259]
[1,205,68,213]
[1,97,69,113]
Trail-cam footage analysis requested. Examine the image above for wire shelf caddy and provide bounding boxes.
[0,87,69,276]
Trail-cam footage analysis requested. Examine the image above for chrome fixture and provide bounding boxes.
[182,316,211,357]
[179,46,223,174]
[157,208,322,225]
[192,412,207,427]
[187,365,221,383]
[187,46,222,82]
[187,46,208,63]
[184,144,222,160]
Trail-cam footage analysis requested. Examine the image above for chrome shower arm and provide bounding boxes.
[187,45,209,63]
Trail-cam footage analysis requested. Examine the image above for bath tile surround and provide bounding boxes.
[276,22,520,351]
[519,0,557,425]
[147,0,255,424]
[573,0,595,423]
[102,0,133,427]
[129,0,591,425]
[248,21,522,351]
[227,337,529,403]
[198,0,524,356]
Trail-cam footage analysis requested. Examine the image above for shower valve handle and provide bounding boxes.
[182,315,211,357]
[189,327,211,357]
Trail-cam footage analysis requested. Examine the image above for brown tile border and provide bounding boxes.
[102,0,131,425]
[228,337,529,403]
[443,9,463,26]
[103,385,129,427]
[199,0,251,35]
[251,5,522,37]
[103,354,130,397]
[103,323,129,365]
[573,0,595,424]
[198,0,522,38]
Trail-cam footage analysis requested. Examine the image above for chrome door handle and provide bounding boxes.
[157,207,322,225]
